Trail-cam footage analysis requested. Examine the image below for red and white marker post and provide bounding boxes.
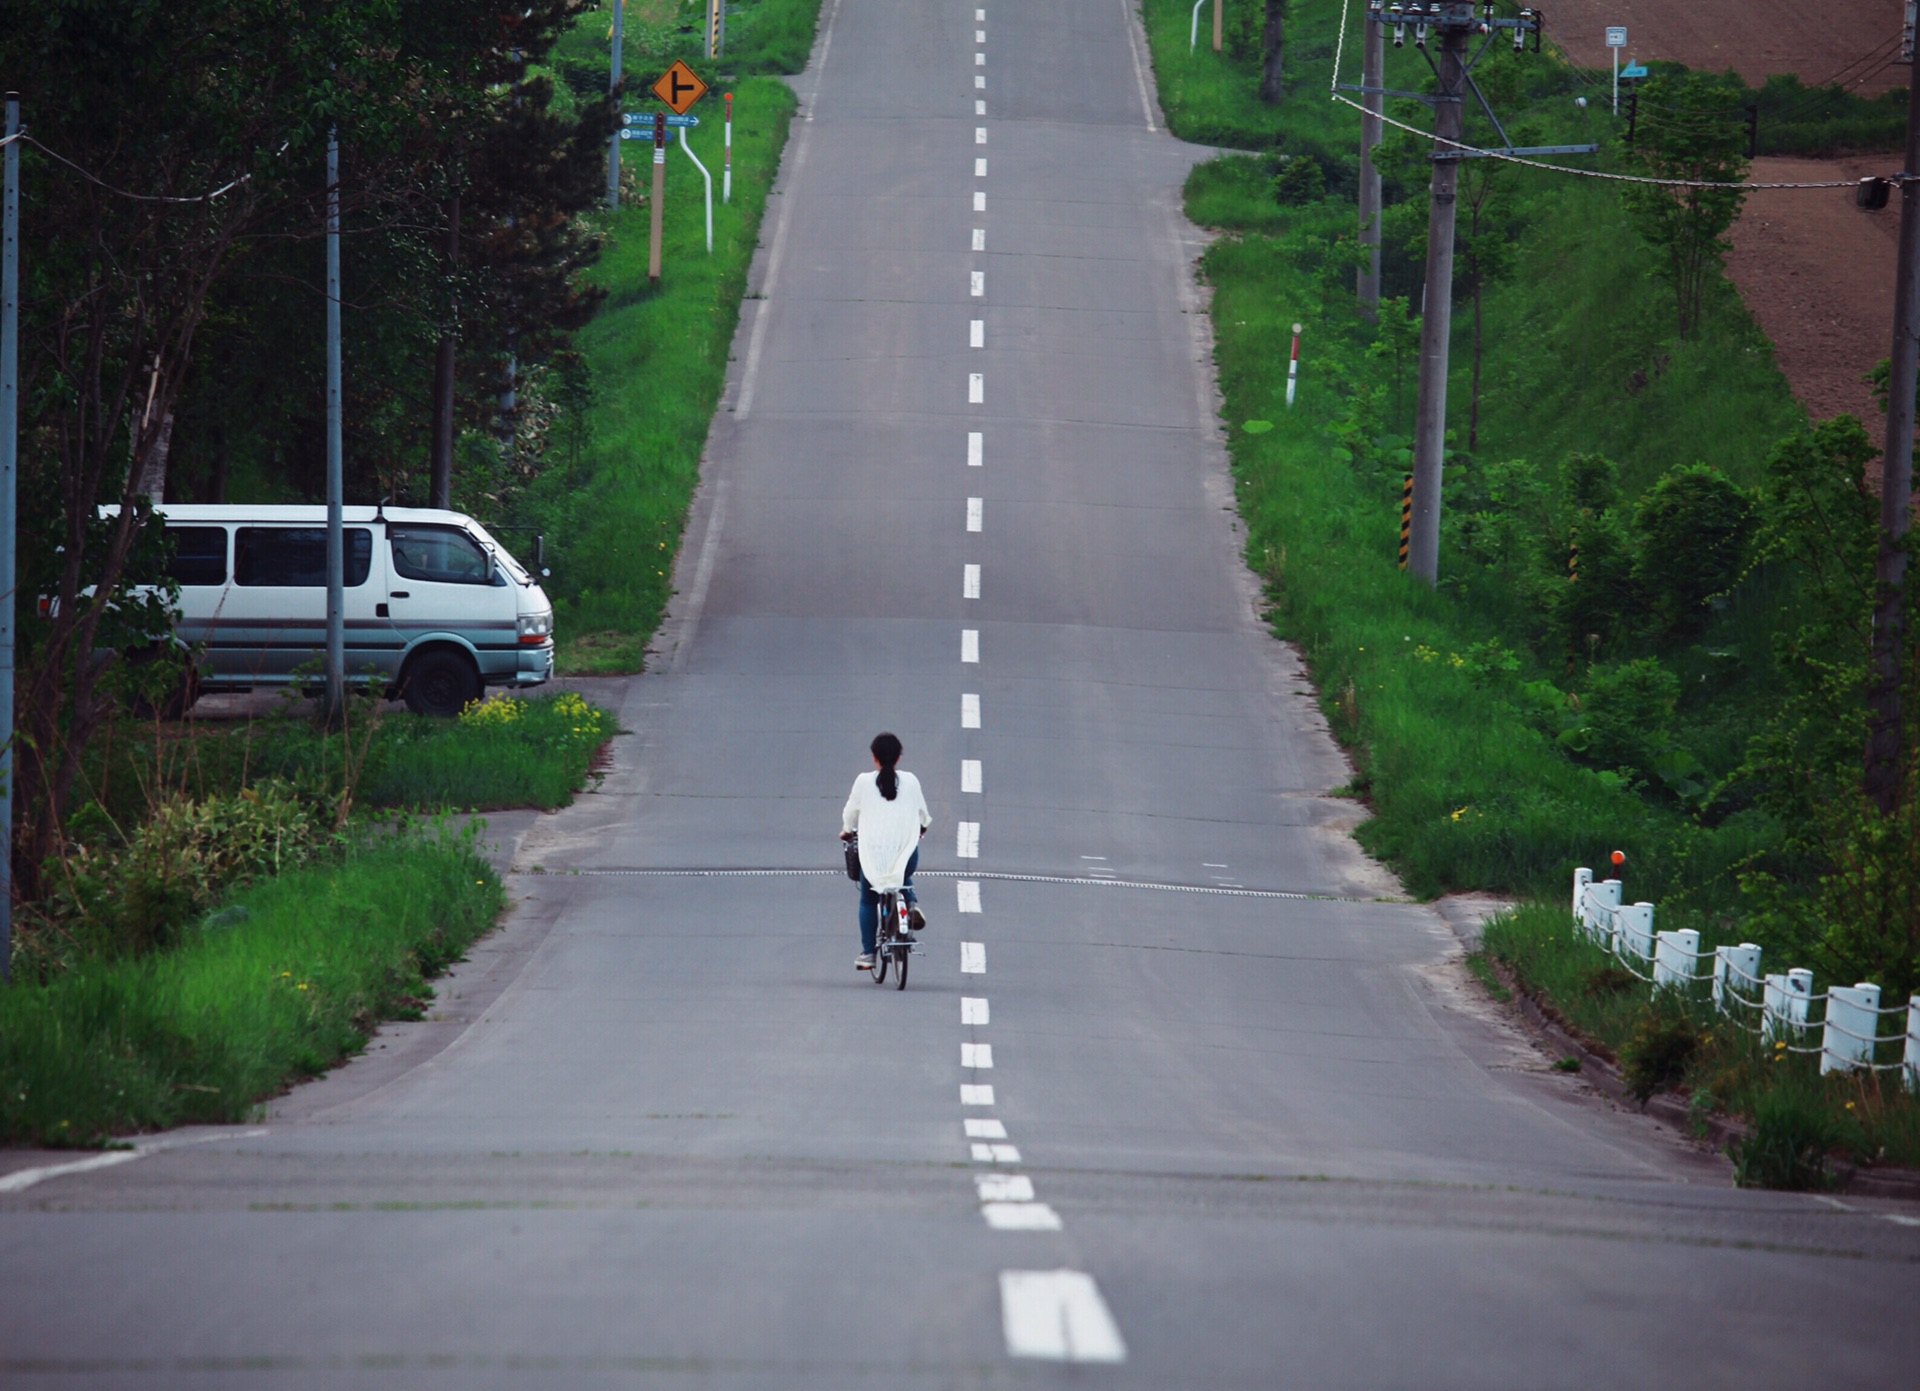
[1286,322,1302,408]
[723,93,733,204]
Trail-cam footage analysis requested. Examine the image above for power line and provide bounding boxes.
[19,134,252,204]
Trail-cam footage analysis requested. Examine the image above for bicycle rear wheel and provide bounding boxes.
[871,894,892,985]
[894,940,909,990]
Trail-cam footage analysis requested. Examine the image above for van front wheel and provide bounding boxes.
[402,650,481,718]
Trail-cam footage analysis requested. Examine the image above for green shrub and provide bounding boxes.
[1579,658,1680,777]
[1632,463,1752,635]
[1273,155,1326,206]
[1619,1006,1700,1104]
[1731,1075,1844,1190]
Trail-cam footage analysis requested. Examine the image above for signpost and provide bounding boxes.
[648,112,667,283]
[723,92,733,204]
[641,64,711,281]
[1606,26,1627,115]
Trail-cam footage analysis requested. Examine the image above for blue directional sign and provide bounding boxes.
[622,113,701,127]
[1621,63,1649,79]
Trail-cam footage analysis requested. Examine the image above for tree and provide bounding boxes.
[1259,1,1287,104]
[1458,156,1520,450]
[1619,75,1750,340]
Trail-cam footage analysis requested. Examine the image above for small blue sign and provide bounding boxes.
[622,113,701,127]
[1621,63,1649,79]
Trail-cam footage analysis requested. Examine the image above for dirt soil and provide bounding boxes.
[1549,0,1907,98]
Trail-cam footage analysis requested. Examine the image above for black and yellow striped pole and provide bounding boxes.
[1398,475,1413,570]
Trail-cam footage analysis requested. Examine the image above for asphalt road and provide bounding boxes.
[4,2,1919,1386]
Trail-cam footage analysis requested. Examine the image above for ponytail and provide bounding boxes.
[871,731,903,801]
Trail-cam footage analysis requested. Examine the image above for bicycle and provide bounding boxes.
[843,833,915,990]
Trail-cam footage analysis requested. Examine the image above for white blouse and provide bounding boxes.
[841,769,932,890]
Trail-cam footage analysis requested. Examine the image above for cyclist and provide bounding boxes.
[840,731,931,971]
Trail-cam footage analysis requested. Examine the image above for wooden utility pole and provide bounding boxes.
[1357,16,1384,314]
[648,112,667,283]
[1214,0,1224,53]
[1864,53,1920,814]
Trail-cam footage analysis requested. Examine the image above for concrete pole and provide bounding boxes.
[1357,16,1384,314]
[648,113,666,283]
[324,128,345,723]
[1406,10,1469,587]
[1865,70,1920,813]
[608,0,625,208]
[0,94,19,980]
[1213,0,1223,52]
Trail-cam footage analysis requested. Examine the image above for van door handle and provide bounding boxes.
[389,591,409,599]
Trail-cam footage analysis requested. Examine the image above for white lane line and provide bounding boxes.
[970,319,985,348]
[961,758,982,793]
[976,99,987,115]
[957,880,982,913]
[1081,855,1107,861]
[962,627,979,661]
[958,821,981,859]
[977,1173,1033,1201]
[974,157,988,177]
[985,1203,1063,1231]
[967,431,983,467]
[975,51,985,65]
[975,74,986,89]
[975,29,986,42]
[969,372,984,404]
[973,189,986,211]
[962,1083,996,1105]
[1000,1271,1127,1363]
[962,1043,994,1069]
[1883,1213,1920,1227]
[973,1142,1021,1162]
[962,996,991,1025]
[962,692,981,728]
[965,1117,1007,1138]
[966,497,983,532]
[970,269,985,295]
[972,227,986,251]
[1204,862,1228,868]
[976,7,986,19]
[0,1128,269,1195]
[961,941,987,974]
[975,126,988,144]
[1117,0,1157,134]
[964,563,981,599]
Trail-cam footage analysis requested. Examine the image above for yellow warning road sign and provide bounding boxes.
[652,61,709,116]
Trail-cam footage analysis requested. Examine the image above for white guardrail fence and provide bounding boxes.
[1572,868,1920,1084]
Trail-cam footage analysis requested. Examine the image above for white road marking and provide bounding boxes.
[970,269,985,295]
[965,1118,1008,1139]
[967,431,983,466]
[962,627,979,662]
[962,692,981,728]
[957,880,982,912]
[976,8,985,19]
[972,227,986,251]
[967,497,983,532]
[961,941,987,973]
[958,821,981,858]
[970,318,984,347]
[1116,0,1157,134]
[976,99,987,115]
[969,372,984,404]
[1884,1213,1920,1227]
[973,188,987,210]
[961,1083,996,1105]
[975,127,988,144]
[962,1043,994,1069]
[0,1128,269,1195]
[973,1142,1021,1162]
[985,1202,1063,1231]
[975,74,986,89]
[975,29,986,42]
[974,157,988,177]
[1081,855,1107,861]
[1000,1271,1127,1363]
[1204,862,1228,868]
[975,51,985,65]
[964,563,981,598]
[962,995,991,1024]
[977,1173,1033,1201]
[961,758,982,793]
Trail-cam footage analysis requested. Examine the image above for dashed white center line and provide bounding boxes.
[961,941,987,974]
[984,1203,1063,1231]
[957,880,982,912]
[975,50,985,65]
[964,563,981,598]
[973,189,987,210]
[965,1118,1007,1138]
[967,431,984,466]
[1204,862,1228,868]
[972,227,986,251]
[975,126,988,144]
[977,1174,1032,1201]
[962,1042,994,1069]
[976,99,987,115]
[968,372,984,404]
[975,7,985,19]
[972,1142,1021,1162]
[958,821,981,858]
[962,692,981,728]
[962,1083,995,1106]
[1000,1272,1127,1363]
[962,996,991,1024]
[970,318,984,347]
[975,29,986,42]
[975,74,986,89]
[974,156,988,176]
[970,268,985,295]
[961,627,980,662]
[961,758,982,792]
[966,497,983,532]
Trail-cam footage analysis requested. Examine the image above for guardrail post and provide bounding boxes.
[1616,901,1654,962]
[1572,866,1593,927]
[1823,983,1883,1075]
[1906,995,1920,1092]
[1764,968,1815,1040]
[1712,943,1762,1012]
[1653,926,1698,988]
[1581,877,1621,938]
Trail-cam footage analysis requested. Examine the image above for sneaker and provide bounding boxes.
[855,953,874,970]
[908,907,927,932]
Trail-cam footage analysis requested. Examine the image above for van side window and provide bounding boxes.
[234,528,372,587]
[167,526,229,587]
[389,525,493,586]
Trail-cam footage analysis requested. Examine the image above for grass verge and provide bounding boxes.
[0,830,504,1146]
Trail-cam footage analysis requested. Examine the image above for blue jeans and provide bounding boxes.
[858,848,919,955]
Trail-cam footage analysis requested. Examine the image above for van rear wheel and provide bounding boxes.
[402,650,481,718]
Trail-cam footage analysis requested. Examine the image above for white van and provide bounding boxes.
[131,504,555,716]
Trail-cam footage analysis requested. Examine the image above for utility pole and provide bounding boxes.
[324,127,345,725]
[1864,33,1920,814]
[1357,17,1384,314]
[608,0,625,209]
[1214,0,1224,53]
[0,94,19,981]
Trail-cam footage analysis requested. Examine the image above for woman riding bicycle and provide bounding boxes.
[840,731,931,971]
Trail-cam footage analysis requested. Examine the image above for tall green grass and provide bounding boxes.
[0,833,504,1146]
